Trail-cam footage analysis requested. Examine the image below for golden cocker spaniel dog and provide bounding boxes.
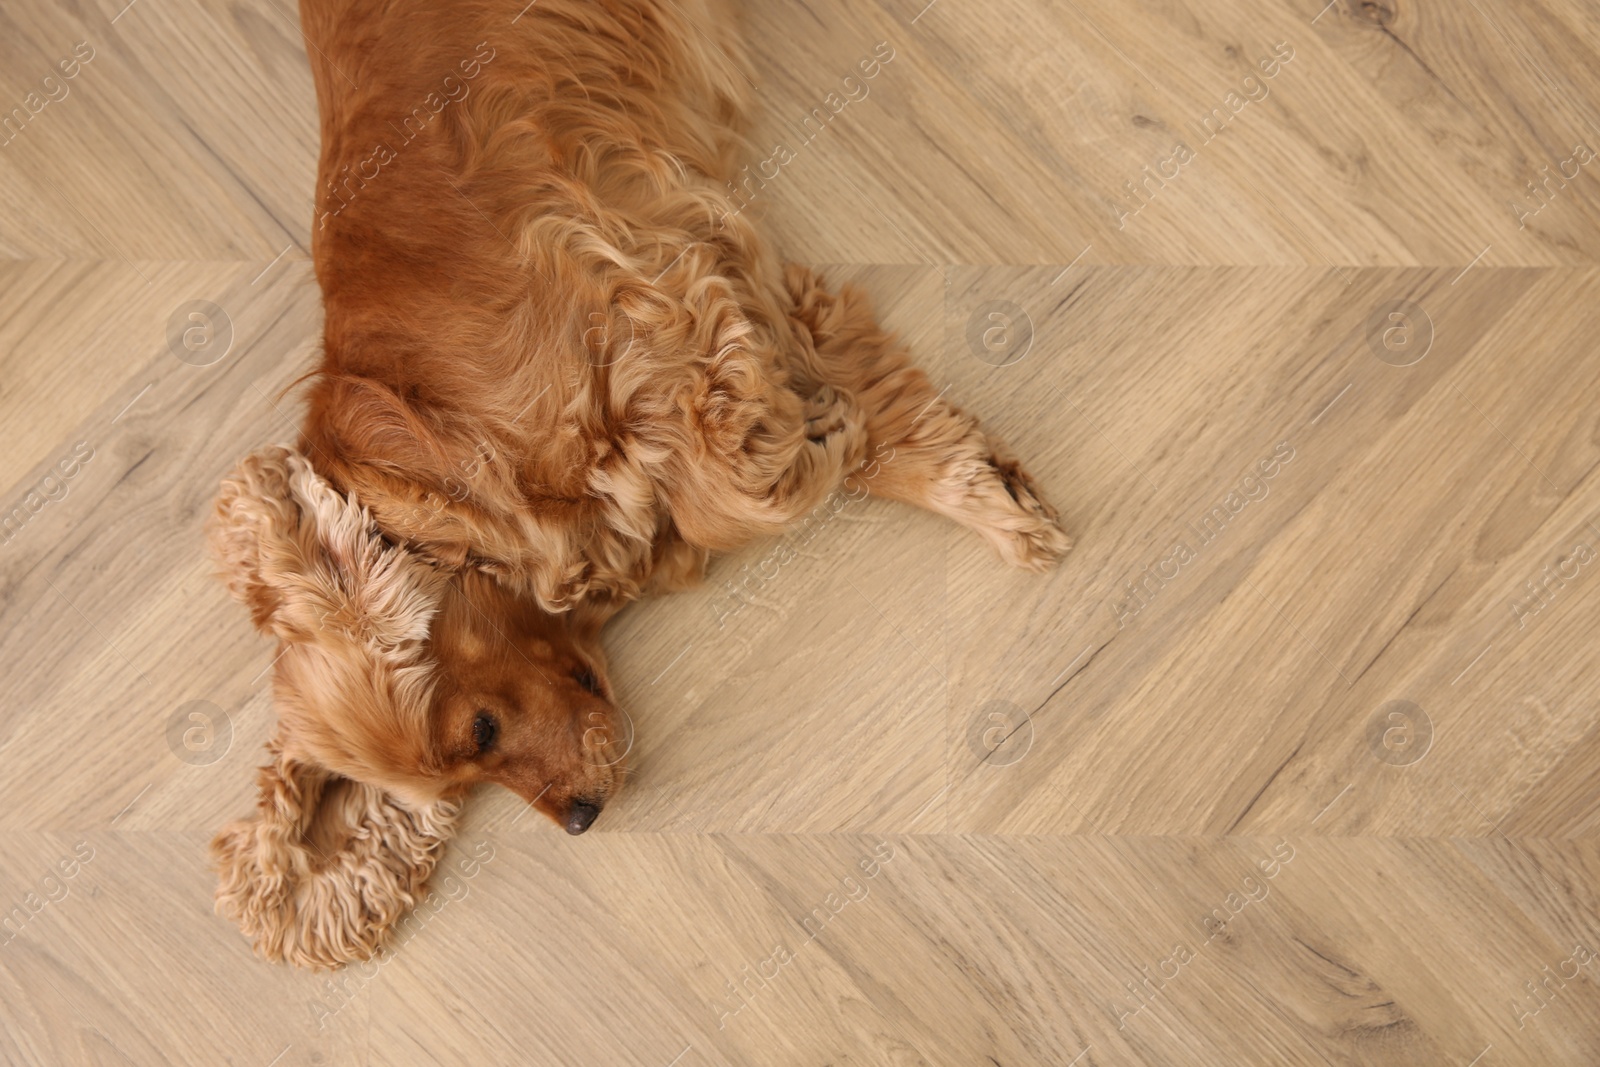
[210,0,1070,967]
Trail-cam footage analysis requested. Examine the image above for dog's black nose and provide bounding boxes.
[565,800,601,835]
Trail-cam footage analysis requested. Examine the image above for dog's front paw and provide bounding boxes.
[802,384,850,442]
[982,452,1073,571]
[996,512,1074,572]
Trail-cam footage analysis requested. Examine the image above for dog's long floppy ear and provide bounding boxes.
[207,446,460,967]
[209,444,310,638]
[209,444,445,644]
[211,736,462,969]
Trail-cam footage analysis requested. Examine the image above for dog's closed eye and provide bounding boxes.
[572,666,602,697]
[472,712,498,752]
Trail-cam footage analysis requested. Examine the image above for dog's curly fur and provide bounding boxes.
[209,0,1070,968]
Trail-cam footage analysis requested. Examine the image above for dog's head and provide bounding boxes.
[206,445,626,967]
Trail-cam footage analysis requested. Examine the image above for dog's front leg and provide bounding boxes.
[660,337,867,550]
[782,264,1071,571]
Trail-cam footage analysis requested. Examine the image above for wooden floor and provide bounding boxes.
[3,0,1600,1063]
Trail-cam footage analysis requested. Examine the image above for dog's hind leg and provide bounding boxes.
[783,265,1071,571]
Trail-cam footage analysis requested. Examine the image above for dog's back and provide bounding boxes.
[294,0,780,608]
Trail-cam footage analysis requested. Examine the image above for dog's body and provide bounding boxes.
[211,0,1069,967]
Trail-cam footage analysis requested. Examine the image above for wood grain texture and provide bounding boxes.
[2,0,1599,1064]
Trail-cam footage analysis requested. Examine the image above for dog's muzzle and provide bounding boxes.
[565,799,602,835]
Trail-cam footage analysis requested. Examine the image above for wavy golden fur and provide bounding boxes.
[209,0,1070,968]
